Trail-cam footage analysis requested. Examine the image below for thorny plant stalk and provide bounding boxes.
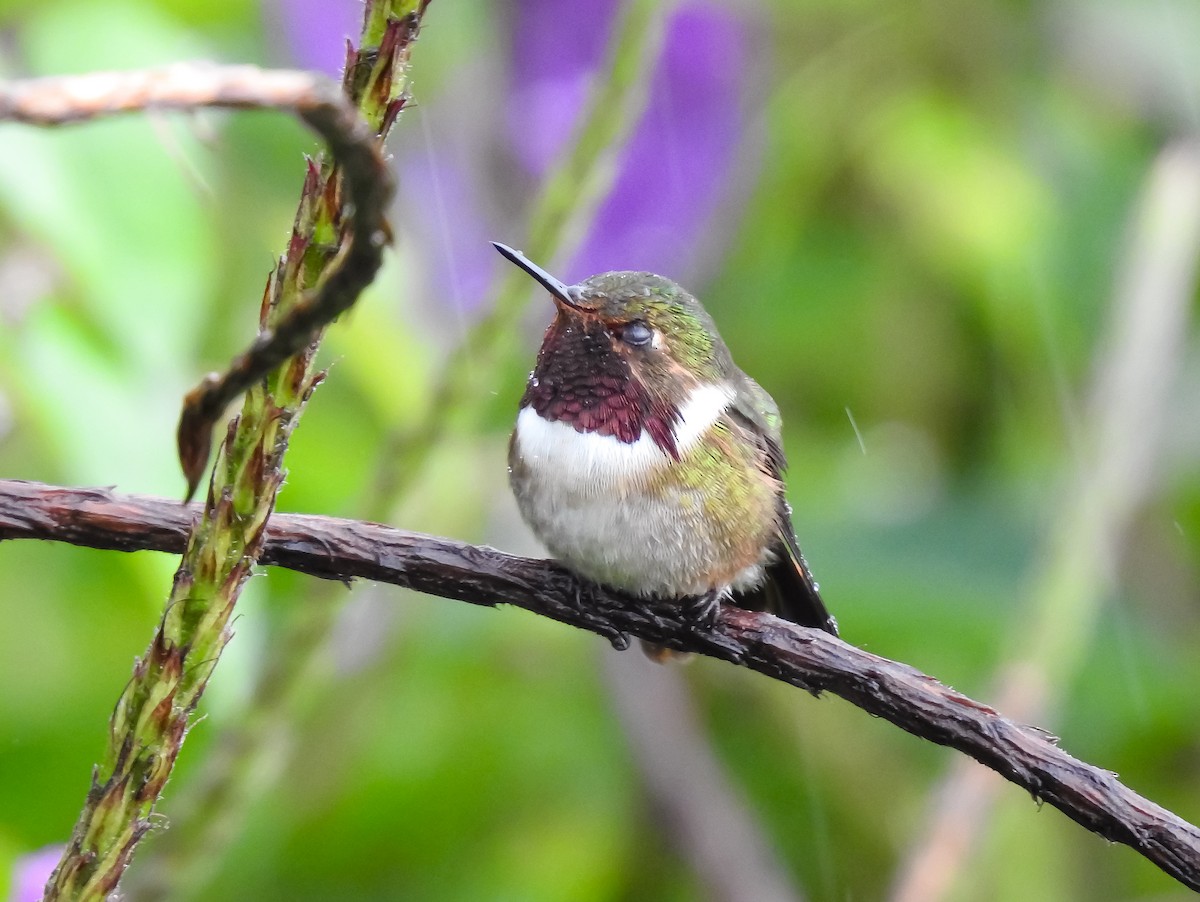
[29,2,431,899]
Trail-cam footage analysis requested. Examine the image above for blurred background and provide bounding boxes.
[1,0,1199,899]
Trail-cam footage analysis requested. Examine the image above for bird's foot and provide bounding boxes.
[681,589,722,632]
[569,578,631,651]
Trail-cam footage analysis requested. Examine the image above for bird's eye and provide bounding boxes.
[620,321,654,347]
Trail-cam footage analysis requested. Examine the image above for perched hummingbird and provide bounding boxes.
[495,242,838,655]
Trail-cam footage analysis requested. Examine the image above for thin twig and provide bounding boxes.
[602,651,806,902]
[1,477,1199,893]
[0,62,397,499]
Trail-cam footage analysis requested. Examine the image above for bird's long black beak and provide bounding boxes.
[492,242,581,310]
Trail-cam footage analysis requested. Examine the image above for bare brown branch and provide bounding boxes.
[0,63,395,498]
[1,477,1198,892]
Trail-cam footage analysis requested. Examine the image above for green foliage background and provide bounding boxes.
[1,1,1198,900]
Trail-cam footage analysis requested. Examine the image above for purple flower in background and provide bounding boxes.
[570,4,750,278]
[508,0,620,174]
[280,0,755,309]
[275,0,359,77]
[508,0,750,279]
[8,846,62,902]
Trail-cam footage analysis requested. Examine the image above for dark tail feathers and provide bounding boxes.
[736,549,838,636]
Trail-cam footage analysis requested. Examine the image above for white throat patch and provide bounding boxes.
[513,381,735,493]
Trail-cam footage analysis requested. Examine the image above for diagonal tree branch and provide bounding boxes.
[1,477,1198,892]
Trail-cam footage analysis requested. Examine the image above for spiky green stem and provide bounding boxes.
[42,3,428,900]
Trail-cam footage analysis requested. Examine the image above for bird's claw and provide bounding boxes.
[569,578,631,651]
[681,590,722,632]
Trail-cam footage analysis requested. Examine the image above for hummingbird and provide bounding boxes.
[495,242,838,656]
